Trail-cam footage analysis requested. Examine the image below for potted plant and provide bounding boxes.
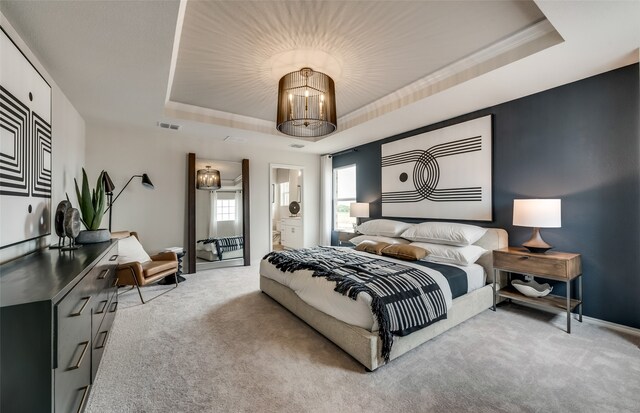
[73,168,110,244]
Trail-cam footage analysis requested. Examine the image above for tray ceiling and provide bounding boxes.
[168,0,552,139]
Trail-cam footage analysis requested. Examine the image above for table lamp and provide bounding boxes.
[350,202,369,231]
[513,199,561,253]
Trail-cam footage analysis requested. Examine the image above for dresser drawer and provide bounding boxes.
[56,283,93,371]
[91,269,118,340]
[85,244,118,294]
[91,294,117,383]
[55,294,91,413]
[54,379,91,413]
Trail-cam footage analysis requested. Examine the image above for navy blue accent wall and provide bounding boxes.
[332,64,639,328]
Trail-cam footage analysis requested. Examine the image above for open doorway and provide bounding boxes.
[269,164,304,252]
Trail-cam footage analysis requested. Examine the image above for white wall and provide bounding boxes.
[0,14,85,264]
[85,119,320,266]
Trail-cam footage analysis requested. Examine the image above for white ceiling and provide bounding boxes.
[1,1,638,154]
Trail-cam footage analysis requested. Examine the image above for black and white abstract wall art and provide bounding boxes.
[0,27,52,248]
[381,115,492,221]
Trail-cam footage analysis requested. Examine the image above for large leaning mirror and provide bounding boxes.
[187,155,250,273]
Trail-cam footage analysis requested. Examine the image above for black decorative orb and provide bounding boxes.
[64,208,81,239]
[55,200,72,237]
[399,172,408,182]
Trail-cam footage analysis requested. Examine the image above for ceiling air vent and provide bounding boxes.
[290,144,305,149]
[157,121,181,130]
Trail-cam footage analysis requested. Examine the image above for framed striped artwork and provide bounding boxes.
[381,115,492,221]
[1,27,52,248]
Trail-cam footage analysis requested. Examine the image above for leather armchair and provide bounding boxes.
[114,232,179,303]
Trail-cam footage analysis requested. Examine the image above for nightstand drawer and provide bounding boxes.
[493,249,581,279]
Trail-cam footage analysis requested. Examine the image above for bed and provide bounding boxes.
[259,227,508,371]
[197,236,244,261]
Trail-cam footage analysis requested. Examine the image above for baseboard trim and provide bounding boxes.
[509,301,640,337]
[580,315,640,337]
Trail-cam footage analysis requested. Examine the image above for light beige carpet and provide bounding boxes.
[86,265,640,413]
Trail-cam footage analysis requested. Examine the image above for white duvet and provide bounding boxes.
[260,248,486,332]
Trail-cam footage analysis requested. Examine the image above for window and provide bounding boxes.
[333,164,357,231]
[216,199,236,221]
[279,182,289,206]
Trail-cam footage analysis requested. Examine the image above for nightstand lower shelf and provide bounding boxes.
[497,285,582,311]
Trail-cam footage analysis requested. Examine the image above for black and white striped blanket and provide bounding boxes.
[264,246,447,362]
[198,236,243,260]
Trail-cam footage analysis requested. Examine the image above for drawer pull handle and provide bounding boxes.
[95,299,108,315]
[112,277,119,288]
[97,269,109,279]
[76,385,90,413]
[109,254,118,261]
[109,301,118,313]
[68,341,89,370]
[95,330,109,349]
[70,296,91,317]
[519,256,529,260]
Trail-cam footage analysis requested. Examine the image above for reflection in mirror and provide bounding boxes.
[196,159,244,270]
[270,166,303,252]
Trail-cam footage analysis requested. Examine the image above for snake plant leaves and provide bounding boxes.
[74,168,106,230]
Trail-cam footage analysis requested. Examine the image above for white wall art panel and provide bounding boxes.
[0,27,52,248]
[381,115,492,221]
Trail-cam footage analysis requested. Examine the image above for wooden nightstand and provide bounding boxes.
[492,247,583,333]
[337,231,357,247]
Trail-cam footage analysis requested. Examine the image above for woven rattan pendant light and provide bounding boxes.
[276,67,336,138]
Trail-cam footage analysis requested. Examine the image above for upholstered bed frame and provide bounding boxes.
[259,228,508,371]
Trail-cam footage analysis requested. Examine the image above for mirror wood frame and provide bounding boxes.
[187,153,250,273]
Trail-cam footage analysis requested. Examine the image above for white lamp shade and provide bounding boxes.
[349,202,369,218]
[513,199,561,228]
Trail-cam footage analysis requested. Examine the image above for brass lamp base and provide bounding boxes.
[522,227,552,253]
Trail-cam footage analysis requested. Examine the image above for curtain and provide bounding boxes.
[209,191,218,238]
[234,190,243,236]
[319,154,333,245]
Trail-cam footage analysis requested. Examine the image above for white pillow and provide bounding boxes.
[356,219,413,237]
[116,236,151,264]
[350,234,410,246]
[410,242,487,266]
[401,222,487,246]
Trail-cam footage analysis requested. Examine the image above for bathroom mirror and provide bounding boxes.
[187,155,250,272]
[269,164,304,252]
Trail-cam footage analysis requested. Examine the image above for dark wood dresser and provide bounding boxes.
[0,241,119,413]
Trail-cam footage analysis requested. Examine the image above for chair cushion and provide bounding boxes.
[142,260,178,278]
[117,236,151,264]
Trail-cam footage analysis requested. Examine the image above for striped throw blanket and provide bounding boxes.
[264,246,447,362]
[198,236,243,260]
